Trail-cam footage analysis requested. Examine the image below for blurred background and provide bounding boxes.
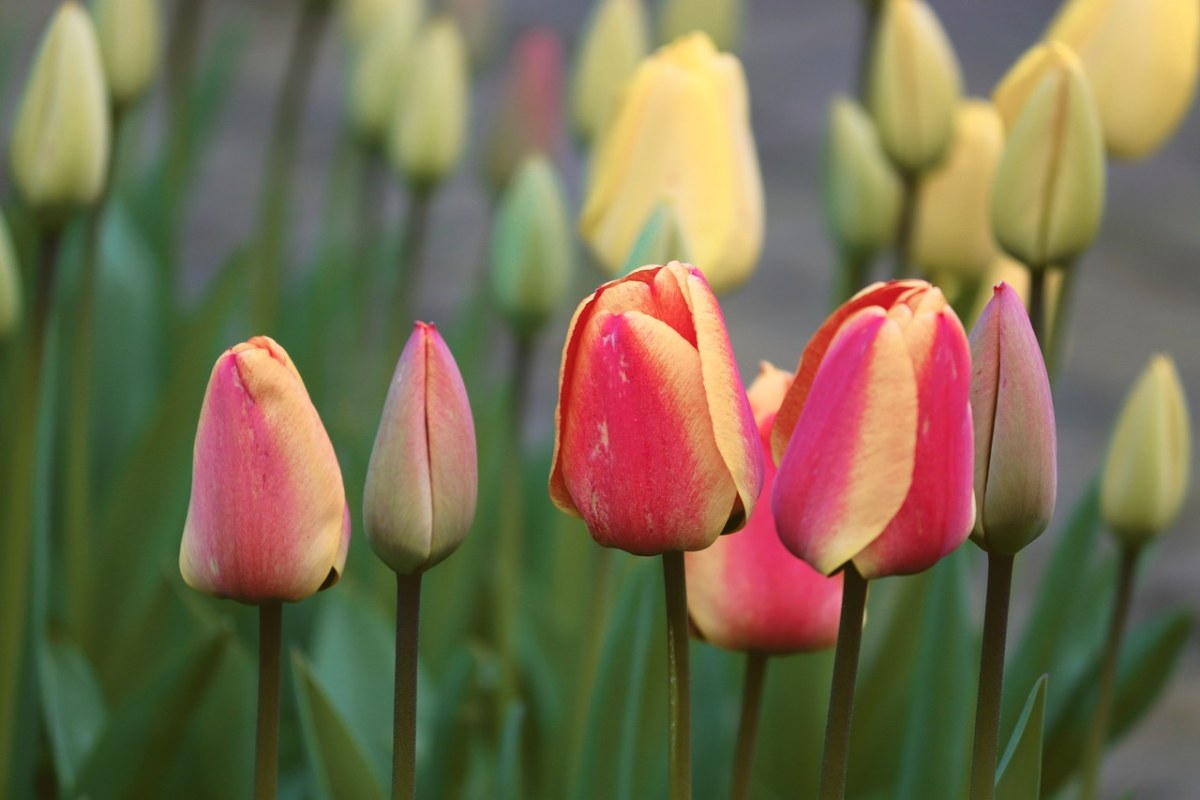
[1,0,1197,796]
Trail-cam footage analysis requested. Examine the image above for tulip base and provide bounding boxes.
[730,652,768,800]
[968,551,1015,800]
[663,551,692,800]
[392,572,423,800]
[819,562,868,800]
[254,601,283,800]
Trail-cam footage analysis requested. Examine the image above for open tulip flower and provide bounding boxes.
[549,262,763,555]
[770,280,974,579]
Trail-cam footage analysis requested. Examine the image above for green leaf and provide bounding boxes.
[291,651,387,800]
[995,675,1047,800]
[497,701,527,800]
[38,639,107,793]
[754,650,833,799]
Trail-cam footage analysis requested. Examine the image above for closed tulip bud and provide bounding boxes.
[621,202,693,276]
[965,256,1063,331]
[581,33,763,295]
[571,0,649,143]
[364,323,478,574]
[0,212,20,339]
[387,17,469,192]
[10,3,111,222]
[1046,0,1200,160]
[686,363,843,653]
[659,0,744,52]
[339,0,394,45]
[490,155,574,339]
[484,28,566,192]
[990,42,1105,270]
[93,0,160,109]
[822,96,902,261]
[349,0,424,147]
[866,0,962,173]
[1101,355,1192,545]
[911,101,1004,281]
[180,337,350,604]
[549,262,764,555]
[771,280,974,578]
[969,283,1056,555]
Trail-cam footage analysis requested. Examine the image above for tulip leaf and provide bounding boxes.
[421,645,481,800]
[38,638,107,793]
[995,675,1047,800]
[291,651,387,800]
[497,701,527,799]
[754,651,833,799]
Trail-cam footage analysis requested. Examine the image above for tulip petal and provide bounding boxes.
[772,308,918,575]
[424,328,478,570]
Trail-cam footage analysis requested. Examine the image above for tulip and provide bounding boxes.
[93,0,160,109]
[969,283,1056,555]
[911,101,1005,282]
[1100,355,1192,545]
[549,261,763,555]
[866,0,962,173]
[580,33,764,295]
[771,280,974,579]
[965,256,1063,332]
[1045,0,1200,160]
[621,202,692,276]
[659,0,744,52]
[387,16,469,192]
[686,362,843,653]
[10,3,111,222]
[339,0,394,45]
[179,336,350,604]
[990,42,1105,270]
[349,0,425,147]
[490,155,574,340]
[0,212,20,340]
[484,28,566,191]
[571,0,650,143]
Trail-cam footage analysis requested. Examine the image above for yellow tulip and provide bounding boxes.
[93,0,160,109]
[339,0,394,45]
[571,0,650,143]
[349,0,424,146]
[1046,0,1200,159]
[580,33,763,295]
[659,0,743,52]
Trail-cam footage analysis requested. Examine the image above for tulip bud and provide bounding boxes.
[10,3,111,222]
[365,322,477,574]
[1045,0,1200,160]
[570,0,650,143]
[349,0,425,147]
[549,262,764,555]
[180,337,350,604]
[821,96,902,261]
[484,28,566,192]
[387,17,469,192]
[968,283,1057,555]
[659,0,744,52]
[490,155,574,339]
[990,42,1105,270]
[686,362,843,653]
[620,202,693,276]
[93,0,161,109]
[339,0,394,45]
[0,212,21,340]
[911,101,1004,282]
[866,0,963,173]
[1101,355,1192,545]
[964,256,1064,332]
[580,33,763,295]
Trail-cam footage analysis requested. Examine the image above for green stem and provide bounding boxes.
[396,191,433,323]
[730,652,769,800]
[1045,263,1076,381]
[834,248,871,306]
[254,602,283,800]
[969,552,1015,800]
[1027,266,1048,357]
[892,172,918,279]
[819,562,868,800]
[392,572,422,800]
[663,551,692,800]
[1079,545,1139,800]
[855,0,881,101]
[252,0,328,334]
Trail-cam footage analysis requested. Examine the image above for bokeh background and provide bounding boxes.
[2,0,1197,796]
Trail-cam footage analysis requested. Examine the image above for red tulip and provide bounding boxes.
[686,362,843,653]
[770,280,974,578]
[485,27,566,190]
[549,262,763,555]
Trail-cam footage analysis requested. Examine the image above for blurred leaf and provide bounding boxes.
[38,639,107,793]
[754,651,834,799]
[421,646,481,800]
[497,701,527,800]
[291,651,387,800]
[995,675,1047,800]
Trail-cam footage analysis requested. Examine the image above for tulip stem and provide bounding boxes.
[892,172,918,279]
[396,191,433,323]
[392,572,423,800]
[1027,266,1048,356]
[835,248,871,306]
[854,0,882,101]
[1080,545,1139,800]
[819,562,868,800]
[968,551,1015,800]
[662,551,692,800]
[730,652,769,800]
[254,601,283,800]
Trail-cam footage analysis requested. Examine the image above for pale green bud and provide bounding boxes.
[0,212,20,340]
[822,96,901,260]
[571,0,650,143]
[620,202,693,276]
[349,0,424,146]
[93,0,161,108]
[659,0,744,52]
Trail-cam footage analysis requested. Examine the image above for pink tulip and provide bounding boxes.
[179,336,350,604]
[549,262,763,555]
[771,280,974,578]
[485,27,566,190]
[364,322,478,574]
[686,362,843,653]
